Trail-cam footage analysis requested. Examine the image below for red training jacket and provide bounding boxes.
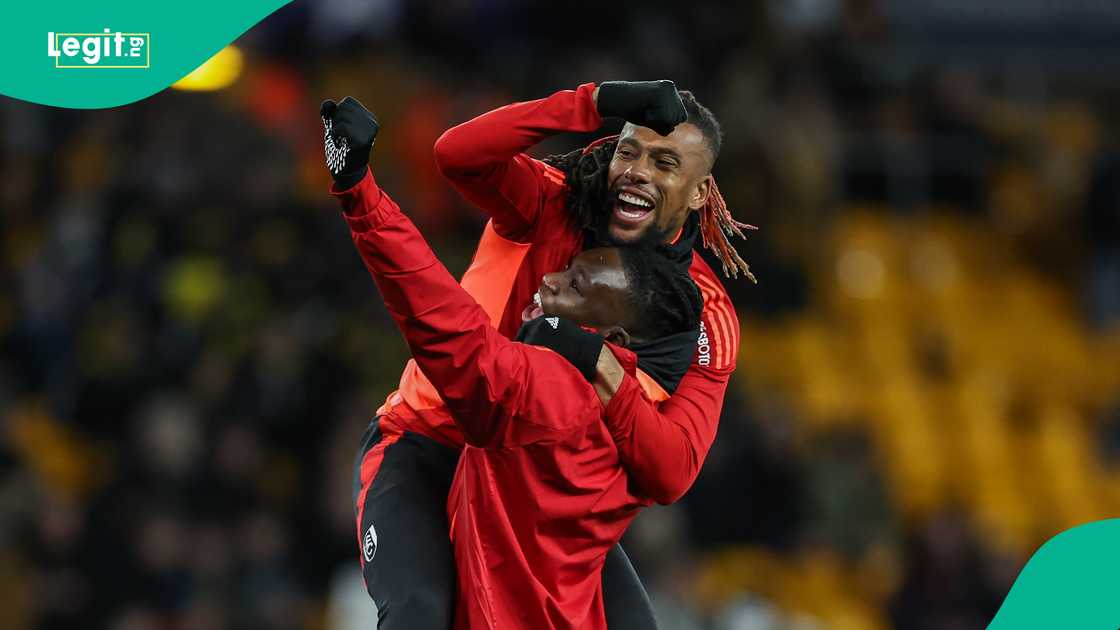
[336,171,650,630]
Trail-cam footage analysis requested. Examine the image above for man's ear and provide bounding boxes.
[599,325,631,348]
[689,174,712,211]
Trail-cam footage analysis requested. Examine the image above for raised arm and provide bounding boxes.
[321,96,597,447]
[433,80,688,242]
[333,169,597,448]
[432,83,602,241]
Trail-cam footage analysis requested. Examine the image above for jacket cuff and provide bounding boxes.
[577,82,604,128]
[603,342,638,377]
[328,165,371,196]
[329,167,389,232]
[603,372,642,438]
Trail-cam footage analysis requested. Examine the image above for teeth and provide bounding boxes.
[618,192,652,208]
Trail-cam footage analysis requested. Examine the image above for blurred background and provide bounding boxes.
[3,1,1120,628]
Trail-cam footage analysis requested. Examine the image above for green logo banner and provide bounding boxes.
[1,0,292,108]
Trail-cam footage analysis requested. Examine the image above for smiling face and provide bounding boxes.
[605,122,714,244]
[523,248,635,332]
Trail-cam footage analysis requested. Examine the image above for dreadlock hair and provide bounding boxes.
[618,244,704,341]
[542,136,616,235]
[543,90,757,282]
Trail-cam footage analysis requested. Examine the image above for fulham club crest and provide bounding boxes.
[363,523,378,562]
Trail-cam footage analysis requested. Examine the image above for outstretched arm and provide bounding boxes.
[332,169,597,448]
[321,96,596,447]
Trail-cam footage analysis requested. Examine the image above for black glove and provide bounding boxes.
[321,96,380,190]
[596,80,687,136]
[516,316,603,383]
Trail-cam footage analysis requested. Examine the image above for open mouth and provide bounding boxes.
[521,291,544,323]
[612,190,655,227]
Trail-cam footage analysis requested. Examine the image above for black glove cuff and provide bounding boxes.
[333,162,368,191]
[516,317,604,383]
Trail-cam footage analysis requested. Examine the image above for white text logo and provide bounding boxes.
[697,321,711,366]
[48,29,150,68]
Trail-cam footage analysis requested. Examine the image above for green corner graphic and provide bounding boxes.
[1,1,292,108]
[989,518,1120,629]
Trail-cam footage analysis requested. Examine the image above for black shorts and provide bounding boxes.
[353,419,460,629]
[351,417,657,629]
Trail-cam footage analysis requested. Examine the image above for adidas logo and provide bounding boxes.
[545,317,559,329]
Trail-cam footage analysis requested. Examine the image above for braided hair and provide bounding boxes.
[619,244,704,340]
[542,136,617,235]
[543,90,757,282]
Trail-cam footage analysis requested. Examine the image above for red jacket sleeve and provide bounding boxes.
[601,261,740,504]
[603,363,733,505]
[332,169,600,448]
[432,83,602,242]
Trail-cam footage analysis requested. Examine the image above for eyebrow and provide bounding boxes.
[618,136,685,164]
[649,147,682,161]
[621,138,682,161]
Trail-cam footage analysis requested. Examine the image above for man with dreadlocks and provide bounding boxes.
[336,81,750,629]
[431,80,751,493]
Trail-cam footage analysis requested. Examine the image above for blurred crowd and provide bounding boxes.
[2,1,1119,629]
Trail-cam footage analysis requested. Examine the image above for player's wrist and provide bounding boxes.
[592,345,625,406]
[333,164,369,191]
